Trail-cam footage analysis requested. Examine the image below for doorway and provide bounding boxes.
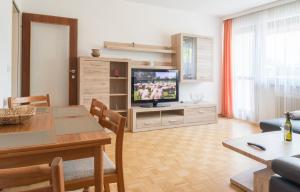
[22,13,78,105]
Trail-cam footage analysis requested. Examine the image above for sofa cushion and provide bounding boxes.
[270,175,300,192]
[260,118,284,132]
[272,157,300,187]
[63,152,116,181]
[291,111,300,120]
[260,118,300,134]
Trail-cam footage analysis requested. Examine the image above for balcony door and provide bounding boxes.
[22,13,78,106]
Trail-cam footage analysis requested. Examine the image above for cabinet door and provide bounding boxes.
[79,60,110,109]
[197,37,213,81]
[182,36,198,81]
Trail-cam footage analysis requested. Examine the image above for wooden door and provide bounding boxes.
[22,13,78,105]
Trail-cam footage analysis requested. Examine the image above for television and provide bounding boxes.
[131,68,179,107]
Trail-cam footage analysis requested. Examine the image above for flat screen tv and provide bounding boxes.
[131,68,179,107]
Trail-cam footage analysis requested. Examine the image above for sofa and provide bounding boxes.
[260,118,300,133]
[270,157,300,192]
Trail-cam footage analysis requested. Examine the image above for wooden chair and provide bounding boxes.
[90,98,108,124]
[8,94,50,108]
[0,157,65,192]
[64,100,126,192]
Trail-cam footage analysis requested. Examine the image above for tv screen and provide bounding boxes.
[131,69,179,104]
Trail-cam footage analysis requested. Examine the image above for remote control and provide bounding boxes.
[247,142,266,151]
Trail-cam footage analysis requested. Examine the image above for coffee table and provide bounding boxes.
[222,131,300,192]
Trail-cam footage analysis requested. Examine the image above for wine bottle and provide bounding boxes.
[284,112,292,141]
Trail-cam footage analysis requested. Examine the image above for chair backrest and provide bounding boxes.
[90,98,108,123]
[101,109,126,173]
[89,98,126,173]
[8,94,50,108]
[0,157,65,192]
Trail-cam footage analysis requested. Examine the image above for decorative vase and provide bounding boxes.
[113,68,120,77]
[91,49,100,57]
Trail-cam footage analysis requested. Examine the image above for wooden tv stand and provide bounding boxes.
[129,102,217,132]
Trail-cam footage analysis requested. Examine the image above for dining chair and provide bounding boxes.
[64,102,127,192]
[0,157,65,192]
[90,98,108,124]
[8,94,50,108]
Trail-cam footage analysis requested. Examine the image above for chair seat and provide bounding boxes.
[63,152,116,181]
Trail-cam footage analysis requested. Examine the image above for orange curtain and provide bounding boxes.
[221,19,233,118]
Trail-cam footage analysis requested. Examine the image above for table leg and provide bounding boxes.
[94,146,104,192]
[230,164,266,192]
[253,166,274,192]
[230,164,274,192]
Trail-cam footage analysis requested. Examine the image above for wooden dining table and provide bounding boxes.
[0,105,111,192]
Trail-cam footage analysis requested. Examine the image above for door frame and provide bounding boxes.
[12,1,20,97]
[22,13,78,105]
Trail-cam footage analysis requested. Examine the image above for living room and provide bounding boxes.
[1,0,300,192]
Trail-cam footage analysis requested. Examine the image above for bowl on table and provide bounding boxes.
[190,94,204,104]
[0,106,36,125]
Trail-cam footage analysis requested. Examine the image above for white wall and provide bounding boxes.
[0,0,12,108]
[22,0,222,111]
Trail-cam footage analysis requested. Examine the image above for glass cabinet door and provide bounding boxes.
[182,36,197,80]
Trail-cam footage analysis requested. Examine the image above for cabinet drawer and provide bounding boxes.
[185,107,215,116]
[184,107,216,124]
[136,115,161,129]
[162,116,184,126]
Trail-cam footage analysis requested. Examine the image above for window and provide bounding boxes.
[232,1,300,122]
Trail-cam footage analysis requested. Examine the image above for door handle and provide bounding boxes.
[70,69,76,79]
[70,69,76,74]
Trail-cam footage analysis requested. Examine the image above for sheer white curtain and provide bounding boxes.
[232,1,300,122]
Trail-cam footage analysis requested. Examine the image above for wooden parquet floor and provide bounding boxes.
[105,118,261,192]
[6,118,261,192]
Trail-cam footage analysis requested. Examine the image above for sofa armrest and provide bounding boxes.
[272,157,300,186]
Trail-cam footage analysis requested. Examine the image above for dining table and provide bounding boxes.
[0,105,111,192]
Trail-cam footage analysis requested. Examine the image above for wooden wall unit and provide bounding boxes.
[129,103,217,132]
[78,57,130,119]
[171,33,213,82]
[78,33,216,132]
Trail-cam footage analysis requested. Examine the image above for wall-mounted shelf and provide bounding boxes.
[110,77,127,80]
[131,60,176,69]
[132,65,176,70]
[110,93,128,96]
[104,41,176,54]
[113,109,128,113]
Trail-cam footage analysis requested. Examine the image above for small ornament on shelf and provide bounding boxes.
[113,68,121,77]
[91,49,100,57]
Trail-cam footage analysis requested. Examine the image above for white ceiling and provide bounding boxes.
[125,0,278,17]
